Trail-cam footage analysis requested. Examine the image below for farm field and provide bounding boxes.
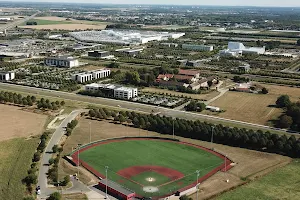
[60,118,291,199]
[0,137,40,200]
[210,91,282,125]
[23,18,72,25]
[74,138,225,197]
[0,104,48,141]
[142,87,220,101]
[215,159,300,200]
[260,84,300,102]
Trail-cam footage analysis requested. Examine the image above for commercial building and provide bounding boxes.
[44,56,79,68]
[72,69,111,83]
[186,60,202,67]
[182,44,214,51]
[0,71,15,81]
[220,42,265,57]
[85,83,138,99]
[70,30,185,45]
[160,43,178,48]
[88,50,110,58]
[178,69,200,79]
[115,48,143,56]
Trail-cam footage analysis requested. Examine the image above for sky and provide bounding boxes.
[2,0,300,7]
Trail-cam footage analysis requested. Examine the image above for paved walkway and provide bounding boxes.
[37,109,86,199]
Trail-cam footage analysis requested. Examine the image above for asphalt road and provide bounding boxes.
[0,82,299,135]
[37,109,84,199]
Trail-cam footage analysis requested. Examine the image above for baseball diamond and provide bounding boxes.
[71,137,233,198]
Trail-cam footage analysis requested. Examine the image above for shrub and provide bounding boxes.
[47,192,62,200]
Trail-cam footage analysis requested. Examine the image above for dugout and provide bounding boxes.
[98,179,136,200]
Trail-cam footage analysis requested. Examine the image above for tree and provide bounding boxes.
[261,87,268,94]
[297,39,300,46]
[47,192,62,200]
[23,174,37,185]
[33,152,41,162]
[278,115,293,128]
[52,145,58,153]
[276,95,291,108]
[89,109,96,118]
[49,158,55,165]
[60,101,65,106]
[119,114,126,124]
[62,175,70,186]
[207,80,213,88]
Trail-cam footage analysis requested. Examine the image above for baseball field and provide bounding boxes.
[71,138,231,198]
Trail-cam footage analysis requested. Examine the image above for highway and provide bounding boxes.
[0,11,40,32]
[0,82,299,136]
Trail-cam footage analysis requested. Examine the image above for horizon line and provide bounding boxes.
[1,1,300,8]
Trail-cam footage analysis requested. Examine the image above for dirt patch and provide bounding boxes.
[34,16,69,21]
[19,23,107,30]
[0,104,47,141]
[118,165,184,181]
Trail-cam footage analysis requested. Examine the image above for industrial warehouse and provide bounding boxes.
[69,29,185,45]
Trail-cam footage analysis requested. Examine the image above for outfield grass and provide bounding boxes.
[0,137,39,200]
[216,159,300,200]
[79,139,223,197]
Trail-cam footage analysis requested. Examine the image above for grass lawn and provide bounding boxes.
[216,159,300,200]
[0,137,39,200]
[78,139,223,197]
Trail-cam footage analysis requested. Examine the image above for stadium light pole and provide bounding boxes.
[77,143,82,180]
[105,166,109,199]
[89,121,92,143]
[172,118,175,139]
[196,170,200,200]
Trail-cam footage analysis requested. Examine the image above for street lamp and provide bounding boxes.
[196,170,200,200]
[105,166,109,199]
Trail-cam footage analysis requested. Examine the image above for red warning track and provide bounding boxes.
[71,137,233,197]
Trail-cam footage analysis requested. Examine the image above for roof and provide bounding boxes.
[46,56,77,61]
[190,82,200,87]
[157,74,174,79]
[159,80,184,87]
[179,69,200,76]
[198,78,208,84]
[174,74,193,80]
[99,179,134,195]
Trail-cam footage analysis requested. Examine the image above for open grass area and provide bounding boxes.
[215,159,300,200]
[77,139,223,197]
[210,91,282,125]
[142,87,220,101]
[0,137,39,200]
[24,19,72,25]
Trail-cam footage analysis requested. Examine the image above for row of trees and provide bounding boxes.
[276,95,300,131]
[37,98,65,110]
[0,91,65,111]
[88,109,300,158]
[23,132,50,199]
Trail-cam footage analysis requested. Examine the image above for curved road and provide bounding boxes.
[37,109,86,199]
[0,82,299,136]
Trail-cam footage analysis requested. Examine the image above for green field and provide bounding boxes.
[24,19,72,25]
[78,139,224,197]
[216,159,300,200]
[0,137,39,200]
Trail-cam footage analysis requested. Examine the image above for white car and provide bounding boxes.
[36,189,41,195]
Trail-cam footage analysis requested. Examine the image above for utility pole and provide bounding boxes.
[105,166,109,199]
[196,170,200,200]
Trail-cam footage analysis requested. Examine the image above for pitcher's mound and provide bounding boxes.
[143,186,159,193]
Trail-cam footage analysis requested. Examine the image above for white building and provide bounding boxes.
[0,71,15,81]
[220,42,265,57]
[44,56,79,68]
[182,44,214,51]
[72,69,111,83]
[85,83,138,100]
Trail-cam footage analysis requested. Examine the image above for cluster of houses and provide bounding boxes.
[156,69,217,90]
